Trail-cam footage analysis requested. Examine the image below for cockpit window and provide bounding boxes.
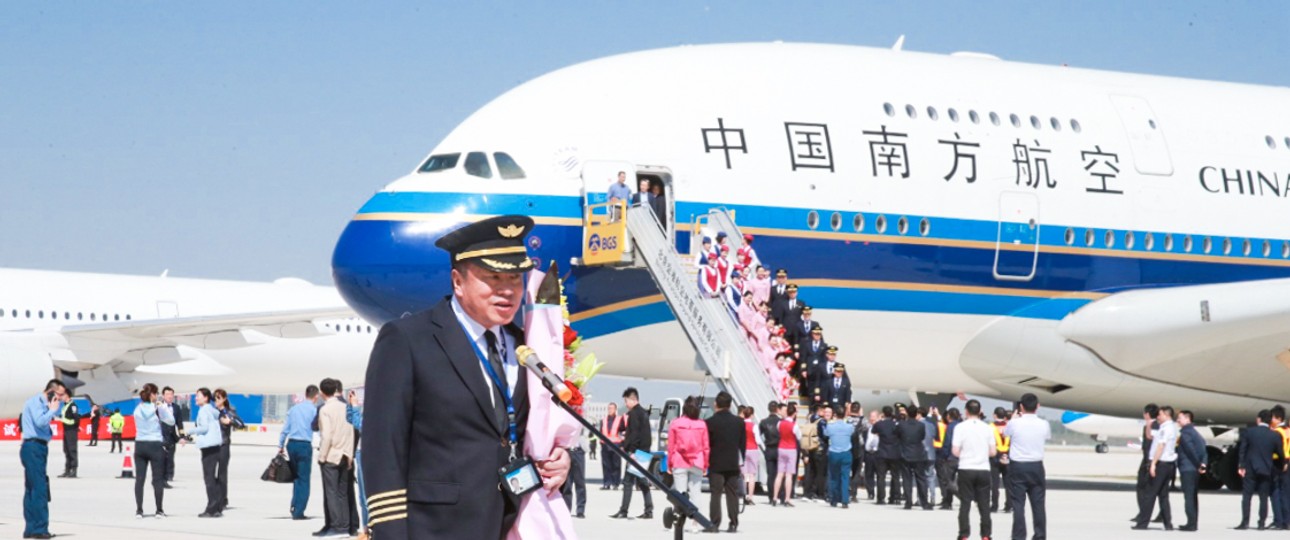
[494,152,526,180]
[418,153,460,173]
[464,152,492,178]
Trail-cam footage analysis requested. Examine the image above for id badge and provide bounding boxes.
[499,457,541,497]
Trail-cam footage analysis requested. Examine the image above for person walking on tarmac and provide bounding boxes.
[610,387,654,520]
[21,379,68,539]
[57,392,81,478]
[989,407,1011,513]
[109,409,125,453]
[88,404,102,447]
[600,403,624,490]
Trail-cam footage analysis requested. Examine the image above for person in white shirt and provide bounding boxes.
[1002,393,1051,540]
[1132,406,1179,531]
[952,399,997,540]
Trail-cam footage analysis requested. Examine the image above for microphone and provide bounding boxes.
[514,345,574,403]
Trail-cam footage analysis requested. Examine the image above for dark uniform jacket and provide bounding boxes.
[759,414,782,450]
[897,418,928,463]
[361,298,530,540]
[872,418,900,460]
[786,318,820,349]
[771,296,803,330]
[705,410,747,474]
[822,375,852,408]
[1239,424,1283,477]
[622,404,651,454]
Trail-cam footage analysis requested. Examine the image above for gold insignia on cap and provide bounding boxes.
[498,224,524,238]
[481,258,517,269]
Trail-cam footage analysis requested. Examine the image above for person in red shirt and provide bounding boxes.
[773,403,801,507]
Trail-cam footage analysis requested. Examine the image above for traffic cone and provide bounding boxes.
[119,445,134,478]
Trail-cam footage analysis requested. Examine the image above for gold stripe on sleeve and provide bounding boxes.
[367,489,407,503]
[369,505,408,519]
[368,513,408,527]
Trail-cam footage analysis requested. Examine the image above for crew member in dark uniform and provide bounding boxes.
[360,215,570,540]
[610,387,654,519]
[57,396,80,478]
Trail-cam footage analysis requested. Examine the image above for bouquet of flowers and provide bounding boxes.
[558,283,605,412]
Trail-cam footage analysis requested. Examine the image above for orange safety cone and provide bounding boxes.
[119,445,134,478]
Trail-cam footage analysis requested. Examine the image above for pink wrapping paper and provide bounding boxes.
[507,270,581,540]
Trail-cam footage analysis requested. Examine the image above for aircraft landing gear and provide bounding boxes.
[1095,443,1109,454]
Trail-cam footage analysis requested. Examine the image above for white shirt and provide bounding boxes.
[451,297,520,408]
[1002,413,1051,463]
[1151,420,1179,463]
[865,431,880,452]
[953,418,995,471]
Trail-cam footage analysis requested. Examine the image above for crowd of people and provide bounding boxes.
[692,229,854,408]
[15,377,370,539]
[586,389,1054,540]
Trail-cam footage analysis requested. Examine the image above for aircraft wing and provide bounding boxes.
[38,306,358,371]
[1057,277,1290,401]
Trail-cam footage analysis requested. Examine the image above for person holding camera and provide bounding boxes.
[20,379,67,539]
[132,383,176,519]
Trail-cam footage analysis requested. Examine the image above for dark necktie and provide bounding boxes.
[483,330,509,429]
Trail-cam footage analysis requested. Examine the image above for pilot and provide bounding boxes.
[360,215,570,540]
[769,269,790,304]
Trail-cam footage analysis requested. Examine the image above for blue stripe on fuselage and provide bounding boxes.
[335,191,1290,329]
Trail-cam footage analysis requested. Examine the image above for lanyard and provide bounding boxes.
[462,322,518,458]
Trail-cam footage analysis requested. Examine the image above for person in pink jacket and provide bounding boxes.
[668,396,710,527]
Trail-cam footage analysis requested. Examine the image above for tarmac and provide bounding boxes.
[0,437,1261,539]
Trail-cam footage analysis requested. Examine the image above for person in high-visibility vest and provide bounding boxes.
[599,403,626,490]
[57,397,81,478]
[109,409,126,453]
[990,407,1011,513]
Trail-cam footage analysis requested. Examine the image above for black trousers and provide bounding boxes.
[619,472,653,513]
[217,443,231,510]
[957,469,992,538]
[876,457,904,503]
[708,470,740,528]
[321,462,351,531]
[1241,471,1274,527]
[901,459,929,508]
[763,448,778,502]
[938,457,959,507]
[61,433,77,472]
[561,448,587,515]
[863,453,879,498]
[849,451,864,500]
[1137,461,1175,527]
[805,449,827,498]
[1133,458,1151,521]
[1179,469,1199,527]
[989,456,1008,510]
[163,440,176,481]
[200,446,221,514]
[90,421,100,445]
[110,433,122,453]
[133,441,166,513]
[1006,461,1046,540]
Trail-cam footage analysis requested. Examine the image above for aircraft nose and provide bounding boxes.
[331,213,460,325]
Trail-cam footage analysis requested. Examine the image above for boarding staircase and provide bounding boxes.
[621,204,778,409]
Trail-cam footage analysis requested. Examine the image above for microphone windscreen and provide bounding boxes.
[515,345,534,366]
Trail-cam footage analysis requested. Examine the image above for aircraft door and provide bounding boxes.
[993,192,1040,282]
[1109,95,1173,176]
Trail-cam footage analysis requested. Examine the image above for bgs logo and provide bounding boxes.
[587,234,618,255]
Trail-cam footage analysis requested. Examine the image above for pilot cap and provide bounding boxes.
[434,215,535,274]
[827,345,839,354]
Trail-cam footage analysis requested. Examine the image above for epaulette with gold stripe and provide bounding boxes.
[367,489,408,527]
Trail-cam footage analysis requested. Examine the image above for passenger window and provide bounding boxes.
[493,153,526,180]
[464,152,493,179]
[418,153,461,173]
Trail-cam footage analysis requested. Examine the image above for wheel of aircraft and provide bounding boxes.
[1094,443,1109,454]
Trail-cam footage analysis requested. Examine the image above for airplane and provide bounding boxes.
[331,42,1290,430]
[0,267,374,416]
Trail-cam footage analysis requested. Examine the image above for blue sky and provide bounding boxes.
[1,2,1286,284]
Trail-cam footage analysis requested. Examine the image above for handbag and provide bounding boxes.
[261,453,296,483]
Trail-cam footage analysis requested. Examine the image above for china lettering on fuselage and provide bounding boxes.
[699,117,1126,195]
[1198,166,1290,198]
